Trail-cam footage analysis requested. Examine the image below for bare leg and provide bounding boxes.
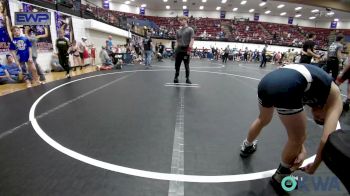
[246,104,274,143]
[28,60,39,83]
[271,111,307,187]
[279,111,307,166]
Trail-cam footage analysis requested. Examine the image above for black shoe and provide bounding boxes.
[240,140,257,158]
[186,78,192,84]
[343,99,350,111]
[270,176,289,196]
[270,164,295,195]
[174,78,179,83]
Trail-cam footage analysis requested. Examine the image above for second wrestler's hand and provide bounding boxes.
[301,163,317,174]
[291,149,307,171]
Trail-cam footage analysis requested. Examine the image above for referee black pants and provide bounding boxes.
[175,50,190,79]
[325,57,339,81]
[259,55,267,67]
[58,53,70,75]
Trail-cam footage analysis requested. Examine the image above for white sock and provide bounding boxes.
[244,139,253,146]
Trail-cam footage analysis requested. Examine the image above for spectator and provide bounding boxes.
[0,63,14,84]
[90,44,96,66]
[86,4,93,14]
[9,26,39,87]
[69,40,82,70]
[5,54,28,84]
[98,46,113,70]
[50,53,64,72]
[300,33,320,64]
[26,28,47,83]
[78,37,88,67]
[142,31,153,68]
[106,35,113,54]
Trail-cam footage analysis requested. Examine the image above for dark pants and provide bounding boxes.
[58,53,70,74]
[325,57,339,81]
[175,49,190,79]
[259,54,267,67]
[299,55,311,64]
[222,53,229,63]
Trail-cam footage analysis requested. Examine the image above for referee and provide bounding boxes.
[174,16,195,84]
[56,29,71,78]
[325,35,344,81]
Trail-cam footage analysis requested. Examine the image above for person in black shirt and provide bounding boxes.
[174,16,195,84]
[143,31,153,68]
[259,44,268,68]
[240,64,342,193]
[300,33,321,64]
[56,29,71,78]
[159,42,164,55]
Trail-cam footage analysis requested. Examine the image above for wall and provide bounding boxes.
[92,1,350,29]
[152,38,302,53]
[86,29,127,65]
[314,21,350,29]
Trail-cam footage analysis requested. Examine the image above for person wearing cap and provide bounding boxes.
[174,16,195,84]
[78,37,88,68]
[239,63,342,194]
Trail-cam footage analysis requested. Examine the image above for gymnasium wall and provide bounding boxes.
[152,39,302,53]
[92,1,350,29]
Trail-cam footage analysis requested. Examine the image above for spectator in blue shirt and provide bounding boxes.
[9,26,38,87]
[5,54,30,85]
[0,64,14,85]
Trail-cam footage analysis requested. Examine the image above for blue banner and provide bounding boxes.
[254,13,259,21]
[0,0,12,54]
[220,11,226,19]
[55,12,74,42]
[21,3,53,52]
[140,7,145,16]
[15,12,51,25]
[288,17,293,25]
[183,9,189,17]
[102,0,109,9]
[330,21,337,29]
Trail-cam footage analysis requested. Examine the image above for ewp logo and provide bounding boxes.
[282,175,342,192]
[15,12,51,26]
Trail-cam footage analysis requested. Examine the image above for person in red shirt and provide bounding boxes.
[90,44,96,66]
